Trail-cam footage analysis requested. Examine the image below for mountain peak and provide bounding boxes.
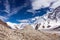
[33,6,60,30]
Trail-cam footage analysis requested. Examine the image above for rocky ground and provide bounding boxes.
[0,24,60,40]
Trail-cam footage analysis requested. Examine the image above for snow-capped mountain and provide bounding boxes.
[33,6,60,30]
[7,22,30,29]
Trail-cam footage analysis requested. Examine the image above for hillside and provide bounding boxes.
[0,21,60,40]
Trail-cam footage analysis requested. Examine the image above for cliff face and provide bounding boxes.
[0,21,60,40]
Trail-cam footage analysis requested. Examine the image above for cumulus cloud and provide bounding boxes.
[31,0,59,10]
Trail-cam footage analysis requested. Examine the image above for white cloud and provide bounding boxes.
[18,19,30,23]
[0,16,8,21]
[18,16,40,24]
[50,0,60,9]
[31,18,36,21]
[27,9,38,14]
[4,0,10,13]
[7,6,24,17]
[17,17,40,29]
[3,0,27,17]
[31,0,58,10]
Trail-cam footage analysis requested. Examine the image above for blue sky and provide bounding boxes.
[0,0,58,23]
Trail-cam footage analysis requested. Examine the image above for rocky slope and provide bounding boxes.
[0,20,60,40]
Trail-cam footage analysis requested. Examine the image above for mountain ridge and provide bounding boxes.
[33,6,60,30]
